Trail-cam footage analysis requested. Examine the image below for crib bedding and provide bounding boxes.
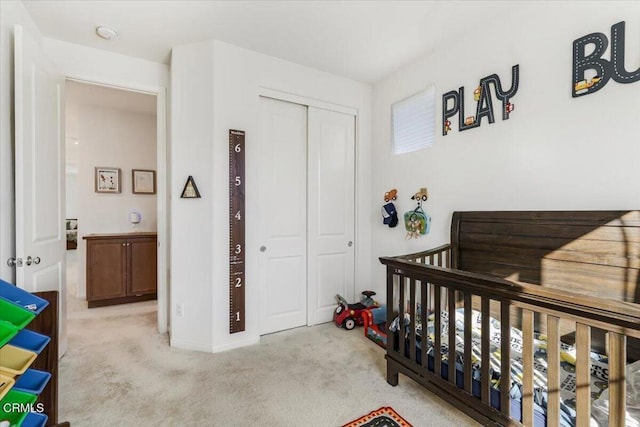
[390,308,622,426]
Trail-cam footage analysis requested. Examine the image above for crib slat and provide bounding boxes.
[500,302,511,418]
[464,293,472,394]
[429,279,435,314]
[399,275,405,359]
[387,271,395,354]
[409,278,416,362]
[521,309,534,427]
[547,315,560,427]
[448,289,456,385]
[608,332,626,427]
[434,285,442,377]
[387,269,398,385]
[575,323,591,427]
[421,282,428,370]
[481,297,491,405]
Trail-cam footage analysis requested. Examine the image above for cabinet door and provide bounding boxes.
[128,237,157,296]
[86,239,127,301]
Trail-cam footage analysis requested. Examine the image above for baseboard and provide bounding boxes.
[170,338,213,353]
[212,336,260,353]
[88,293,156,308]
[171,336,260,353]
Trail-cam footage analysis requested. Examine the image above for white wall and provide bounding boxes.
[170,40,372,352]
[74,105,157,298]
[370,3,640,293]
[169,41,215,351]
[66,172,78,219]
[0,1,44,283]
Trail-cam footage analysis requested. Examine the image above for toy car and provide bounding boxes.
[574,76,601,92]
[411,188,429,202]
[443,119,452,134]
[334,291,378,330]
[384,189,397,202]
[505,102,515,113]
[473,86,482,101]
[362,305,388,348]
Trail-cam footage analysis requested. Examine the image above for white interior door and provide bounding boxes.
[14,25,67,354]
[258,97,308,335]
[307,107,355,325]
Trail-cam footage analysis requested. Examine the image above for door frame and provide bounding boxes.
[65,76,169,335]
[256,87,359,330]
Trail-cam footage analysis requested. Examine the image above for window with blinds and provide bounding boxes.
[392,85,436,155]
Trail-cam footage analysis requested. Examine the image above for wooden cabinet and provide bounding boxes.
[84,232,157,308]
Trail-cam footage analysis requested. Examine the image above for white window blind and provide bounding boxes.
[392,85,436,154]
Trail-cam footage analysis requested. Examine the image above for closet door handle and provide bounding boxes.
[260,246,267,252]
[347,241,353,247]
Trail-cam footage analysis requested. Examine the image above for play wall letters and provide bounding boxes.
[442,65,519,136]
[572,21,640,98]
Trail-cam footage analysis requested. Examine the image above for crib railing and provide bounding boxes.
[395,243,452,267]
[380,251,640,427]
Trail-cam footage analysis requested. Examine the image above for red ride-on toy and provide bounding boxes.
[333,291,378,330]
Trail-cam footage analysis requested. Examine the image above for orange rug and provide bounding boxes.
[342,406,412,427]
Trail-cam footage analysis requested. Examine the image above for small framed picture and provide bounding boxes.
[132,169,156,194]
[95,167,121,193]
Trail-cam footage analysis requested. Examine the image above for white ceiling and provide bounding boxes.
[21,0,491,83]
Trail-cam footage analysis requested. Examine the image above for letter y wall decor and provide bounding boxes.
[442,65,519,136]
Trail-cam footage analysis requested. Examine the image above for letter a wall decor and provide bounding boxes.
[572,21,640,97]
[442,65,519,136]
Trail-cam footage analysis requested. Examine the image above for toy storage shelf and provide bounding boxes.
[0,280,70,426]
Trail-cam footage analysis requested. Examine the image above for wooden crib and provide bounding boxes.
[379,211,640,426]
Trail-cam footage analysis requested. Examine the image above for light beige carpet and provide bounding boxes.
[59,305,479,426]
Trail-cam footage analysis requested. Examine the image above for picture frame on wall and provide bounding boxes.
[132,169,156,194]
[95,167,121,193]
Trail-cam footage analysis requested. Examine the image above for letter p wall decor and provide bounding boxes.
[573,21,640,97]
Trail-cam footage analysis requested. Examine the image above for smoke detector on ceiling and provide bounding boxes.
[96,25,118,40]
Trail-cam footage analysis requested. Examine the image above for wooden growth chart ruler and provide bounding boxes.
[229,129,245,333]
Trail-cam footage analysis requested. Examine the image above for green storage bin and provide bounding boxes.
[0,299,35,330]
[0,321,19,348]
[0,389,37,426]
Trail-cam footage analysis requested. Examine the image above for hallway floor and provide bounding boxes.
[64,249,156,321]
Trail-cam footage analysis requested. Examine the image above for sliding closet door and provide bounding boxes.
[307,107,355,325]
[258,97,308,335]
